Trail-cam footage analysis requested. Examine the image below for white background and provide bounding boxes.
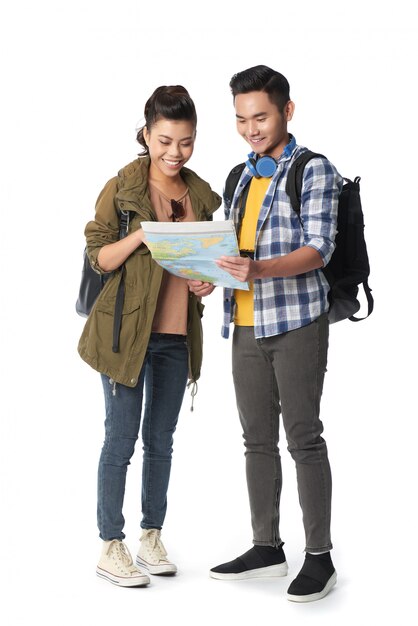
[0,1,416,624]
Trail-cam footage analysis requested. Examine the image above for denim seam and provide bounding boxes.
[143,355,154,527]
[270,363,281,548]
[257,337,282,548]
[98,377,126,541]
[98,382,111,538]
[307,316,331,552]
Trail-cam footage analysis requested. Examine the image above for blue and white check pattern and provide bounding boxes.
[222,137,343,339]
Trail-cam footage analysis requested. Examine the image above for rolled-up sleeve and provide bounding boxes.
[84,177,120,274]
[300,157,342,267]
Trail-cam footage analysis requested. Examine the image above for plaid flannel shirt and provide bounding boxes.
[221,136,343,339]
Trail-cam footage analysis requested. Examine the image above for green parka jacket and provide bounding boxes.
[78,156,221,387]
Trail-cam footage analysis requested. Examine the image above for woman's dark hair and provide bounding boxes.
[229,65,290,113]
[137,85,197,154]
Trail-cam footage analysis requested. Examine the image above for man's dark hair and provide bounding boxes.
[229,65,290,113]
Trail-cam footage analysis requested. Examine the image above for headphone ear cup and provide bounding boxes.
[246,157,260,178]
[256,156,277,178]
[246,155,277,178]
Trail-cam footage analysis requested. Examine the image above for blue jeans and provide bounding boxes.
[97,333,189,541]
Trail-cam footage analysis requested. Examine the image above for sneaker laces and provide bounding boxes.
[142,530,168,559]
[108,540,138,573]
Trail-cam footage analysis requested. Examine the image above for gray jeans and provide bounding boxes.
[232,314,332,553]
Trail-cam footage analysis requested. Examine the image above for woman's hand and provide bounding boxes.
[97,228,147,273]
[187,280,216,297]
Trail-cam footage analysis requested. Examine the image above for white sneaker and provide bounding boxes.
[96,539,150,587]
[136,529,177,575]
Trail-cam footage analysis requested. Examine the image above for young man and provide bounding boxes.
[190,65,342,602]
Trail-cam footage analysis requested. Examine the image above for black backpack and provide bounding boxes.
[75,209,132,352]
[224,151,373,324]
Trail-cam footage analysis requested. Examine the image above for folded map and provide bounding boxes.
[141,220,249,291]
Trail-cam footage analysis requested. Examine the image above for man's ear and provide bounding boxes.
[285,100,295,122]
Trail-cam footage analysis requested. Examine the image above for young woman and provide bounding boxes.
[78,86,221,587]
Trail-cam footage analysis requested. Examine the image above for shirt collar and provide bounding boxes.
[247,134,296,164]
[281,134,296,159]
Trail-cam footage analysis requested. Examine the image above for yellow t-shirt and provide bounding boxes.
[234,176,271,326]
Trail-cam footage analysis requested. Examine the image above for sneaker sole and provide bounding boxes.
[209,561,289,580]
[136,556,177,576]
[287,570,337,602]
[96,566,150,587]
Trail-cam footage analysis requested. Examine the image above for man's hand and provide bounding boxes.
[216,247,324,281]
[187,280,216,297]
[216,256,257,282]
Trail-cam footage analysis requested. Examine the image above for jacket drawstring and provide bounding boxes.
[187,380,198,412]
[109,378,117,396]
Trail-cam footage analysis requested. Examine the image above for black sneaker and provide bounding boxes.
[210,544,288,580]
[287,552,337,602]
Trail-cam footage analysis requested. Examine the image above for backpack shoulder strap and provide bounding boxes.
[285,150,325,215]
[118,209,131,239]
[224,162,246,207]
[112,209,133,352]
[350,281,374,322]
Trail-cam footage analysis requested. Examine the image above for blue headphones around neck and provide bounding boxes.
[246,153,277,178]
[245,136,296,178]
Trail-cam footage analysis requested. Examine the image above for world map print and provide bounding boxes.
[141,221,249,290]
